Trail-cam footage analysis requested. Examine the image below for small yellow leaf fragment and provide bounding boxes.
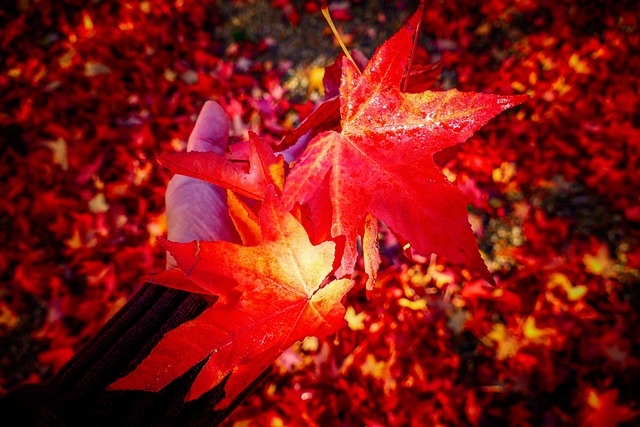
[0,305,18,330]
[65,229,82,249]
[552,76,571,96]
[360,354,388,379]
[59,49,76,69]
[569,53,590,74]
[164,69,177,82]
[547,272,588,301]
[492,162,517,184]
[147,213,167,246]
[344,306,365,330]
[308,66,325,95]
[85,61,111,77]
[43,138,68,170]
[398,298,427,311]
[89,193,109,214]
[486,323,519,360]
[511,81,527,92]
[522,317,544,340]
[583,245,615,277]
[269,417,285,427]
[267,159,285,194]
[586,388,601,409]
[83,12,94,32]
[301,336,319,352]
[140,1,151,13]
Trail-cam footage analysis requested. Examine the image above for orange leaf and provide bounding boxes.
[109,188,353,407]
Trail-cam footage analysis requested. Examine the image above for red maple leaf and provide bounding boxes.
[583,388,639,427]
[282,12,528,289]
[109,188,353,408]
[158,131,285,200]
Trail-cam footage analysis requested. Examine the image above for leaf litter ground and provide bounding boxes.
[1,1,638,426]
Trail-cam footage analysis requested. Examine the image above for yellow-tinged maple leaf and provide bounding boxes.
[486,323,519,360]
[110,188,353,408]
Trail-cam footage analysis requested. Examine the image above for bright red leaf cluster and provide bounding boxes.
[106,9,525,405]
[1,1,638,426]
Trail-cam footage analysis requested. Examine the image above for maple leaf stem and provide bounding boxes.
[402,0,425,92]
[321,6,361,74]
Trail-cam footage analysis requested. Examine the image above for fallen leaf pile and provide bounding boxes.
[1,1,638,426]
